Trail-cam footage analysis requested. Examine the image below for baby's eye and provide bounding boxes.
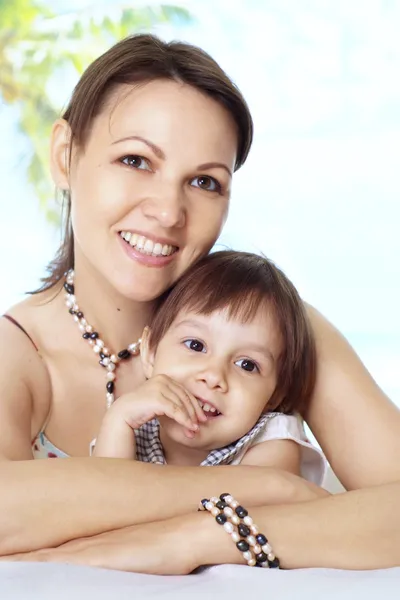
[235,359,259,373]
[121,155,152,171]
[184,339,205,352]
[190,175,222,193]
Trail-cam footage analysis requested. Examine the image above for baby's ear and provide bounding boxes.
[140,326,155,379]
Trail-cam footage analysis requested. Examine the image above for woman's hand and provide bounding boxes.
[94,374,207,458]
[2,514,211,575]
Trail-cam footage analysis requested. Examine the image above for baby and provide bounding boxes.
[94,251,326,485]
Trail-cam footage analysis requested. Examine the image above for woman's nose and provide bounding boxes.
[141,183,186,229]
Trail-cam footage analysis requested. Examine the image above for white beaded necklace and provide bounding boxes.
[64,269,141,409]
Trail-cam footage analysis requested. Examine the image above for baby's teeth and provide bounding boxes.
[203,404,211,412]
[153,242,163,256]
[209,407,216,413]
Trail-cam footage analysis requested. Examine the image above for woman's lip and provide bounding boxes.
[118,234,178,268]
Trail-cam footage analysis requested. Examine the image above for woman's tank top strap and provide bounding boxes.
[2,314,39,351]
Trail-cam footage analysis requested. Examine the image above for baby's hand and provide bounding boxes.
[111,374,206,434]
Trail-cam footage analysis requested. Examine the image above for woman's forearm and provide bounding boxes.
[0,458,322,555]
[204,481,400,570]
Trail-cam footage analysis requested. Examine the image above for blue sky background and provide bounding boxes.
[0,0,399,405]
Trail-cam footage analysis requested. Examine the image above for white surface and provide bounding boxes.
[1,563,399,600]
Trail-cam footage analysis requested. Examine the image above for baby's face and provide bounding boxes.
[145,306,282,453]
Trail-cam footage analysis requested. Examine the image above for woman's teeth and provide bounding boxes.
[197,400,221,416]
[119,231,177,257]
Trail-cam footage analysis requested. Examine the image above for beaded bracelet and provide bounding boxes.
[199,493,280,569]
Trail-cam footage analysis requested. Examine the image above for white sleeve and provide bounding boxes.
[233,413,327,486]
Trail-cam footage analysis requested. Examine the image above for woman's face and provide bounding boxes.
[53,79,238,301]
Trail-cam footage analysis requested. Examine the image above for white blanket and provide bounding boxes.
[1,563,399,599]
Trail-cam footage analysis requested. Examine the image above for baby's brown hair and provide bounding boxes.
[150,251,316,416]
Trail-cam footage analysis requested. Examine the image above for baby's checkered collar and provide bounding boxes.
[135,412,276,466]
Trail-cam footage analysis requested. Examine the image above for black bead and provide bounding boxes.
[256,533,268,546]
[256,552,268,564]
[82,332,90,339]
[238,524,250,538]
[106,381,114,393]
[268,557,280,569]
[216,500,227,510]
[118,349,130,360]
[215,513,227,525]
[200,499,209,510]
[77,311,84,319]
[219,493,230,501]
[236,540,250,552]
[99,352,106,359]
[235,505,248,518]
[64,282,74,294]
[69,308,75,315]
[90,332,99,339]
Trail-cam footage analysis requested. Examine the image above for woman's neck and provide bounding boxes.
[70,259,155,352]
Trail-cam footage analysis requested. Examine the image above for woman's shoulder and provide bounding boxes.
[1,292,54,433]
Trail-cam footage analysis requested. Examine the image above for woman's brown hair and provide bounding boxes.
[36,34,253,293]
[149,251,316,416]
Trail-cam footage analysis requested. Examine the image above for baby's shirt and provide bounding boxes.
[135,412,327,486]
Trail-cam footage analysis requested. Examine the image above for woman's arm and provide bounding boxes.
[305,304,400,489]
[0,458,325,556]
[6,481,399,572]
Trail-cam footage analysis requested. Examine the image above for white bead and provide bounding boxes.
[267,552,275,561]
[250,525,259,535]
[107,362,116,372]
[69,295,76,304]
[66,299,73,309]
[223,521,234,534]
[262,543,272,554]
[73,315,79,322]
[223,507,234,517]
[110,354,118,363]
[231,515,240,525]
[73,304,79,312]
[205,502,213,512]
[210,497,219,505]
[85,325,93,333]
[80,319,87,327]
[106,372,116,381]
[128,342,140,354]
[247,558,256,567]
[88,340,94,346]
[102,357,110,366]
[254,544,262,554]
[96,339,104,349]
[242,551,252,562]
[247,535,256,547]
[102,347,110,356]
[261,561,269,569]
[211,507,219,517]
[106,393,114,408]
[231,531,240,543]
[230,500,239,509]
[224,495,233,505]
[79,323,86,332]
[93,345,101,354]
[243,516,253,526]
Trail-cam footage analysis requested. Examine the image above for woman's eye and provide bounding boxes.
[121,155,152,171]
[184,339,205,352]
[235,359,259,373]
[190,175,222,193]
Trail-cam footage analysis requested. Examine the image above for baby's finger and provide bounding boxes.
[158,394,198,431]
[165,382,200,428]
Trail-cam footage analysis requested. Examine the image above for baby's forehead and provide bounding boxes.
[169,302,277,329]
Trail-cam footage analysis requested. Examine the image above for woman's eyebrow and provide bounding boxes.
[112,135,165,159]
[197,162,232,177]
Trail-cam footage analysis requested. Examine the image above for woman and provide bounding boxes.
[0,34,399,569]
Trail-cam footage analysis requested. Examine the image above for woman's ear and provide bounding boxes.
[140,326,156,379]
[50,119,72,190]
